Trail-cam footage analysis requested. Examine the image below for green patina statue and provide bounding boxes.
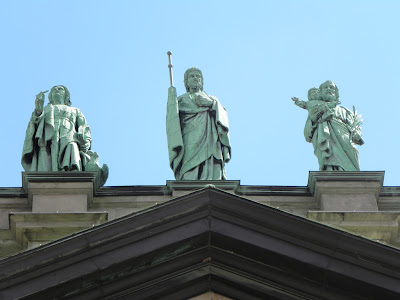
[292,80,364,171]
[166,67,231,180]
[22,85,108,186]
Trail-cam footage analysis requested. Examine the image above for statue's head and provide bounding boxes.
[307,88,321,101]
[48,85,71,106]
[184,67,203,92]
[319,80,339,102]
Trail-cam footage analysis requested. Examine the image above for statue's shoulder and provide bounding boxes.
[177,92,190,103]
[43,103,53,114]
[71,106,84,115]
[339,106,353,115]
[208,94,218,101]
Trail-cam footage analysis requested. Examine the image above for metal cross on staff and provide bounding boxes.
[167,51,174,87]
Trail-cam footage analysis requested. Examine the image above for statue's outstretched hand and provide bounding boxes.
[292,97,307,109]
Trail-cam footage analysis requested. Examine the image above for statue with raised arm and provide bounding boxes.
[292,80,364,171]
[22,85,108,186]
[166,67,231,180]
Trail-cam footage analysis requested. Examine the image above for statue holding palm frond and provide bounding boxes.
[293,80,364,171]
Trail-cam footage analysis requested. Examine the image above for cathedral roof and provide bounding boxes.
[1,187,400,299]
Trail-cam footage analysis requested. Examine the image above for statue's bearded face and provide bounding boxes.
[51,86,66,104]
[320,82,337,102]
[187,71,202,92]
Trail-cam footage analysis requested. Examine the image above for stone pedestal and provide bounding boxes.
[23,172,101,211]
[306,171,400,246]
[308,171,384,211]
[167,180,240,198]
[12,172,107,250]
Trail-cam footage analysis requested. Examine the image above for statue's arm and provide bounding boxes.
[22,91,49,167]
[213,97,231,162]
[303,117,315,143]
[167,86,184,174]
[76,110,91,152]
[352,130,364,145]
[223,146,230,163]
[308,104,329,123]
[345,108,364,145]
[34,91,47,116]
[196,93,216,108]
[168,86,177,101]
[291,97,307,109]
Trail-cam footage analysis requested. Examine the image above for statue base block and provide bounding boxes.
[22,172,101,212]
[14,172,107,250]
[308,171,384,211]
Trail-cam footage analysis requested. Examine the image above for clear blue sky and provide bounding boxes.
[1,0,399,187]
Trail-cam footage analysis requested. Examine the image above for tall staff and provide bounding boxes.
[167,51,174,87]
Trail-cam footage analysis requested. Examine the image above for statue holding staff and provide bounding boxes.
[292,80,364,171]
[166,52,231,180]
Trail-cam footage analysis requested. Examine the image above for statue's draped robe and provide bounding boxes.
[167,90,231,180]
[304,106,361,171]
[22,104,90,172]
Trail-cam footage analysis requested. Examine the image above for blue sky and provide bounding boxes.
[1,0,399,187]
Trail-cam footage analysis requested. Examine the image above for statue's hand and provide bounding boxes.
[76,129,90,152]
[77,132,84,142]
[223,147,230,163]
[316,104,329,117]
[351,132,364,145]
[319,114,333,123]
[292,97,307,109]
[309,105,326,122]
[34,90,48,114]
[80,140,91,152]
[195,94,214,107]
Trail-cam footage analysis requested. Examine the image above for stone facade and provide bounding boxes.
[1,171,400,259]
[1,184,400,299]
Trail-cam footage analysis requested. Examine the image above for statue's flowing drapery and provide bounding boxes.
[304,106,361,171]
[22,104,90,172]
[167,89,231,180]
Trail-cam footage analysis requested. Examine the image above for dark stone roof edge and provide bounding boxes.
[94,185,170,196]
[0,188,26,197]
[93,185,314,197]
[1,188,400,299]
[2,187,400,265]
[52,185,400,197]
[1,185,399,198]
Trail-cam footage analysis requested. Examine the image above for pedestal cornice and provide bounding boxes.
[308,171,385,195]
